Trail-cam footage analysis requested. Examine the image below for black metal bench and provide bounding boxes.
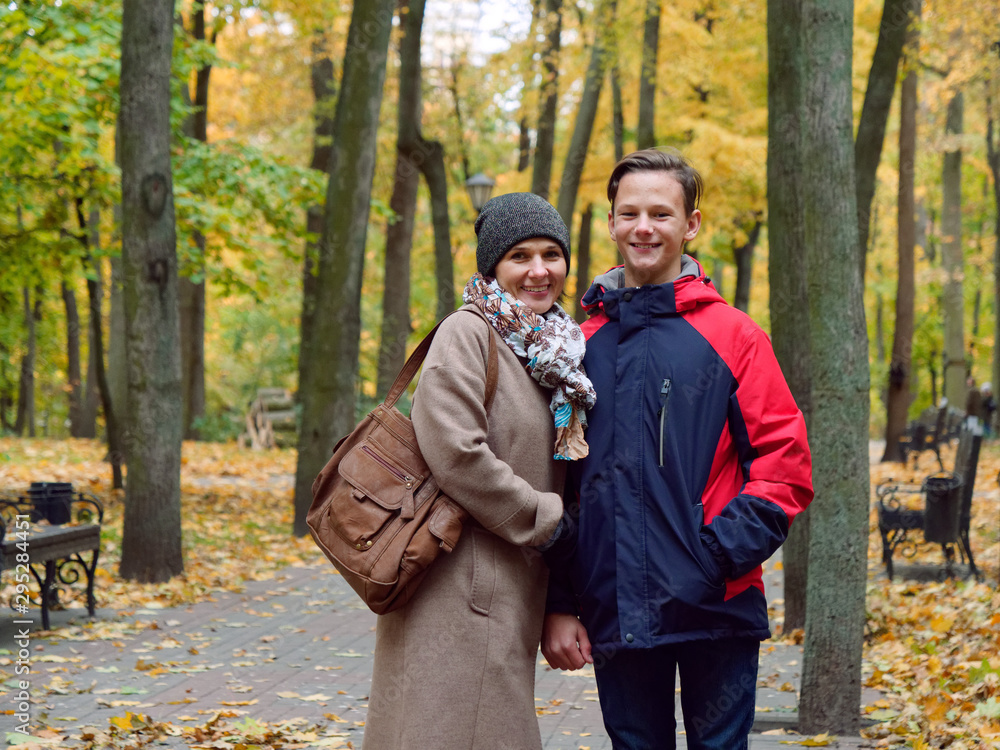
[877,426,982,581]
[0,485,104,629]
[897,405,962,470]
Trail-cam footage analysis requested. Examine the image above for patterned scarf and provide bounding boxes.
[463,273,596,460]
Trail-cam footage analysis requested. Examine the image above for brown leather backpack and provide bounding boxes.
[307,309,498,614]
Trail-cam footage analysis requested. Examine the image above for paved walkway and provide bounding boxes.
[2,551,879,748]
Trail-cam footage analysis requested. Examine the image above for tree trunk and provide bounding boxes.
[62,279,83,437]
[15,286,41,438]
[118,0,183,583]
[556,0,616,230]
[942,91,965,407]
[883,24,919,464]
[179,4,211,441]
[298,33,337,408]
[448,64,471,182]
[875,293,886,363]
[531,0,561,200]
[972,285,981,338]
[377,0,425,398]
[798,0,870,734]
[574,203,593,323]
[422,144,454,321]
[87,252,124,489]
[988,94,1000,435]
[178,271,205,440]
[611,64,624,162]
[376,0,454,391]
[518,116,532,172]
[636,0,661,150]
[767,0,811,634]
[108,254,127,459]
[732,220,762,313]
[79,208,102,438]
[0,295,13,432]
[293,0,395,536]
[854,0,912,283]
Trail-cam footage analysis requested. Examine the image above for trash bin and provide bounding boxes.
[922,473,962,544]
[28,482,74,525]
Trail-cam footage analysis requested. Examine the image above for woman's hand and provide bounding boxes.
[541,612,593,670]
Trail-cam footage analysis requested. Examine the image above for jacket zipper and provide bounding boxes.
[658,379,672,467]
[361,445,413,485]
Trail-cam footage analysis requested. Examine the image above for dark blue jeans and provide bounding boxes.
[593,638,759,750]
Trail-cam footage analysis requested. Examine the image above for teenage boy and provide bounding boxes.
[541,149,813,750]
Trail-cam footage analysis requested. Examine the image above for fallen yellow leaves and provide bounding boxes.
[779,733,834,746]
[276,691,333,702]
[862,441,1000,746]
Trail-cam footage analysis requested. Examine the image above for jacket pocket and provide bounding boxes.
[469,527,496,616]
[692,503,726,589]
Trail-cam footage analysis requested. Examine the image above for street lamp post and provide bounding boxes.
[464,173,496,213]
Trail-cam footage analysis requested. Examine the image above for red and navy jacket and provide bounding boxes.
[545,257,813,649]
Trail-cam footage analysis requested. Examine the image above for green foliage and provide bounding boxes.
[173,136,324,294]
[0,1,121,267]
[205,281,301,422]
[190,410,243,443]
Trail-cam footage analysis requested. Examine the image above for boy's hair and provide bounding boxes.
[607,148,704,216]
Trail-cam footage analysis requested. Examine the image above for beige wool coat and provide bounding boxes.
[362,306,566,750]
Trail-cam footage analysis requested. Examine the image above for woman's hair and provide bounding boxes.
[606,148,703,216]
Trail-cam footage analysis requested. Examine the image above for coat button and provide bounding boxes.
[625,633,634,643]
[623,292,633,302]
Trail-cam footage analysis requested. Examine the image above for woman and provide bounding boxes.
[362,192,595,750]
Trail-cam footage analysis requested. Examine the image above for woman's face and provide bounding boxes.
[493,237,567,315]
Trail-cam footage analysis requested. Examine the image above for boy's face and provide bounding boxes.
[608,170,702,287]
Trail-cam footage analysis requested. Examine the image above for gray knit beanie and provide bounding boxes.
[475,192,571,277]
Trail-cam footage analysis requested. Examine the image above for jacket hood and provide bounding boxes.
[581,255,726,316]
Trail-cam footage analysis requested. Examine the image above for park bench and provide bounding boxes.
[877,425,982,581]
[897,404,962,470]
[239,387,297,449]
[0,483,104,629]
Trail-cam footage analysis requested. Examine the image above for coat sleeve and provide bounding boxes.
[411,314,564,548]
[541,510,581,614]
[700,324,814,581]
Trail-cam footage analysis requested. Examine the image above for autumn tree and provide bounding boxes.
[14,288,42,437]
[636,0,660,150]
[555,0,617,234]
[574,205,594,322]
[377,1,423,397]
[883,6,921,463]
[118,0,184,581]
[797,0,871,734]
[531,0,562,199]
[941,89,966,407]
[990,68,1000,424]
[377,0,456,397]
[297,29,337,427]
[732,218,762,312]
[61,279,83,435]
[767,0,811,634]
[855,0,912,282]
[178,1,215,440]
[293,0,395,536]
